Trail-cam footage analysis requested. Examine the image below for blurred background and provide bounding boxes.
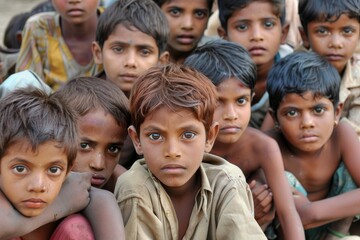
[0,0,44,46]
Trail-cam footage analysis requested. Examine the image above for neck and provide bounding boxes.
[60,13,98,39]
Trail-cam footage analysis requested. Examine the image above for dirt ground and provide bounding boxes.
[0,0,44,46]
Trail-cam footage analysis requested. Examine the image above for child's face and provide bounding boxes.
[52,0,99,25]
[275,91,341,153]
[128,106,217,189]
[93,24,168,97]
[72,109,126,188]
[0,140,68,217]
[213,78,252,144]
[304,14,360,74]
[220,1,287,66]
[160,0,210,54]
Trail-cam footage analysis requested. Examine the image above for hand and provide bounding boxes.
[249,180,275,227]
[55,172,91,216]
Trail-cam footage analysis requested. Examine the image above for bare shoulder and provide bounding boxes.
[245,127,280,152]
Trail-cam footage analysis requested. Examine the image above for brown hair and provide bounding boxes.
[130,63,217,134]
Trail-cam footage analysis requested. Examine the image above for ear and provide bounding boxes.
[204,122,219,152]
[334,103,343,123]
[128,125,143,155]
[298,26,310,49]
[92,41,103,64]
[16,31,23,47]
[280,23,290,44]
[159,51,170,64]
[217,26,228,40]
[268,108,277,123]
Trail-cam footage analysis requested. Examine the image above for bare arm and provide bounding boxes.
[83,187,125,240]
[260,137,305,239]
[0,172,91,240]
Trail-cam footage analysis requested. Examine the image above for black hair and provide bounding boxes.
[299,0,360,35]
[153,0,214,11]
[96,0,169,53]
[267,51,341,113]
[218,0,286,31]
[184,39,256,92]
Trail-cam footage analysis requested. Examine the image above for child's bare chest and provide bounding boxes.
[65,38,93,66]
[284,150,340,201]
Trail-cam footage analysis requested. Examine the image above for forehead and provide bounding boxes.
[280,92,331,107]
[162,0,209,9]
[106,24,158,48]
[230,1,280,20]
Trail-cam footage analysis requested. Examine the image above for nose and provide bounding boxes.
[68,0,81,4]
[224,103,239,121]
[300,112,315,129]
[181,14,194,30]
[89,152,106,171]
[164,138,181,159]
[124,51,136,69]
[28,173,47,193]
[329,34,343,49]
[250,24,264,42]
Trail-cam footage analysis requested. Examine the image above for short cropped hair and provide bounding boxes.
[218,0,286,31]
[267,51,341,114]
[96,0,169,54]
[299,0,360,35]
[184,39,256,93]
[53,77,131,133]
[153,0,214,11]
[0,89,78,168]
[130,64,217,134]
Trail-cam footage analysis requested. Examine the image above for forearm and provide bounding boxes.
[83,188,125,240]
[296,190,360,228]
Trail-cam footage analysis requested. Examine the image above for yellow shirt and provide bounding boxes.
[15,12,102,90]
[114,153,266,240]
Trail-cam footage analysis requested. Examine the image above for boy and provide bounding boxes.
[267,51,360,239]
[114,64,266,239]
[298,0,360,140]
[218,0,289,129]
[153,0,213,64]
[184,40,304,239]
[15,0,103,90]
[0,89,125,240]
[92,0,169,98]
[53,76,131,191]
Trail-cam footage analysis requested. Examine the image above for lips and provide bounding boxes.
[248,46,267,56]
[325,54,344,61]
[220,126,241,134]
[119,74,138,82]
[161,164,185,174]
[91,175,106,187]
[299,133,319,143]
[176,35,195,45]
[22,198,46,209]
[67,8,84,17]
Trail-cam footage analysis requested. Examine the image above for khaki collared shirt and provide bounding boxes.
[340,61,360,139]
[114,154,266,240]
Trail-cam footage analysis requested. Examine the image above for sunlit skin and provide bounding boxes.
[303,14,360,74]
[218,1,287,105]
[276,92,341,155]
[52,0,99,26]
[160,0,210,63]
[210,79,305,238]
[213,78,252,144]
[72,109,126,189]
[52,0,99,66]
[128,106,218,239]
[93,25,168,97]
[0,140,68,217]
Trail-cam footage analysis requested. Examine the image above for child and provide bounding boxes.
[53,76,131,191]
[0,88,125,240]
[153,0,213,64]
[92,0,169,98]
[298,0,360,140]
[15,0,103,90]
[114,64,266,239]
[218,0,289,129]
[267,51,360,239]
[184,40,304,239]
